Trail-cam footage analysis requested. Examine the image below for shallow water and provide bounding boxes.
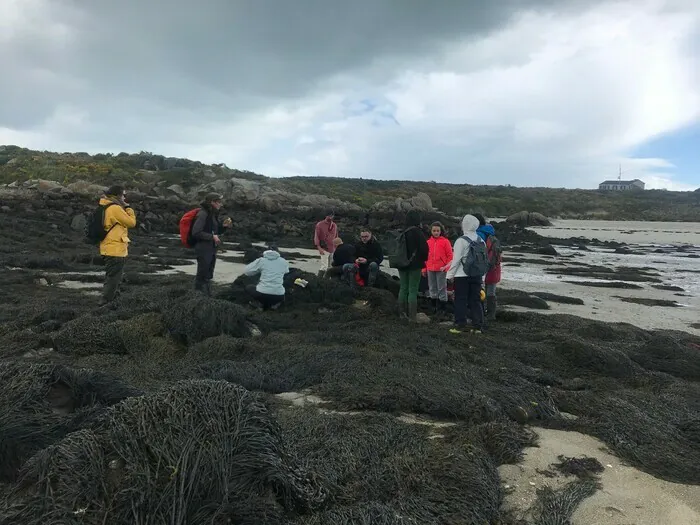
[532,219,700,246]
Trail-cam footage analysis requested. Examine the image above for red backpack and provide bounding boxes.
[179,208,200,248]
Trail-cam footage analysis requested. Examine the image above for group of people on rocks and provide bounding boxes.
[313,209,502,333]
[92,189,502,331]
[314,210,384,287]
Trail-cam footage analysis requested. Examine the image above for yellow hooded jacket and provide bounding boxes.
[98,198,137,257]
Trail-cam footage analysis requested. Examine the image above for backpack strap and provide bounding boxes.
[102,202,119,235]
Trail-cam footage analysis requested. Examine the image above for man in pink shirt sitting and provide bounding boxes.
[314,210,337,278]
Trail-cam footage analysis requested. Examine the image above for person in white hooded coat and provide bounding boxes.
[446,214,485,332]
[244,246,290,310]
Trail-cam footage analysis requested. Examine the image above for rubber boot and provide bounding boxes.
[487,296,497,321]
[438,300,448,319]
[398,301,408,320]
[407,302,418,323]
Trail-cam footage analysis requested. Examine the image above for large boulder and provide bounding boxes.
[166,184,186,199]
[370,193,434,214]
[506,211,553,227]
[70,214,87,232]
[66,180,107,197]
[25,179,63,193]
[191,177,362,215]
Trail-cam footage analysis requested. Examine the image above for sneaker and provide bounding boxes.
[449,325,467,334]
[471,329,482,335]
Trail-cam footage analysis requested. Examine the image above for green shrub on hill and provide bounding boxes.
[1,145,698,221]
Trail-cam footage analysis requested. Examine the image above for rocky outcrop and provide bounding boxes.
[506,211,553,227]
[0,179,454,243]
[193,177,362,214]
[370,192,433,214]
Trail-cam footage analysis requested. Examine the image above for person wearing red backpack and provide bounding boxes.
[188,193,232,295]
[474,213,502,321]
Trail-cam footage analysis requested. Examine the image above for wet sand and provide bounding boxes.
[500,428,700,525]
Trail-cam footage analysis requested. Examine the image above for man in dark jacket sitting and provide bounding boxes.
[354,229,383,287]
[328,237,357,284]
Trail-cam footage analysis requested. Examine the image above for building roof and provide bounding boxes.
[599,179,643,185]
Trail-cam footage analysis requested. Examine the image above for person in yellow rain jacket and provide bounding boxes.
[98,185,136,305]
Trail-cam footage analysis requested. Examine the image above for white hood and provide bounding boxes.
[461,214,480,241]
[447,214,483,280]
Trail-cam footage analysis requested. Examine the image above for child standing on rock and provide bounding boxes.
[424,222,452,316]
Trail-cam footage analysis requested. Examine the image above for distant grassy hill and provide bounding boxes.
[1,145,699,221]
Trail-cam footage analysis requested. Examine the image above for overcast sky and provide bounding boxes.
[2,0,699,190]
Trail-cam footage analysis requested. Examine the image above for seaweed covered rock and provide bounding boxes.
[52,315,125,355]
[467,420,539,465]
[554,386,700,484]
[0,362,140,483]
[163,295,252,343]
[506,211,553,227]
[6,381,325,525]
[280,408,503,524]
[221,269,356,309]
[52,312,167,356]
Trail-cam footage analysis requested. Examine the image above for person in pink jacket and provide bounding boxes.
[424,221,453,315]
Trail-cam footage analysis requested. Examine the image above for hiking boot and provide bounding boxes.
[486,296,497,321]
[407,302,418,323]
[398,301,408,320]
[430,298,438,315]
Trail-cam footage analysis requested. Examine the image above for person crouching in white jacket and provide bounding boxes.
[244,245,290,310]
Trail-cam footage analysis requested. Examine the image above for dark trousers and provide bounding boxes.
[103,256,126,302]
[358,262,379,286]
[245,285,284,310]
[195,245,216,295]
[454,276,484,329]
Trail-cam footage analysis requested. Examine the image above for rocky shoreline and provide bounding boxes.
[1,184,699,524]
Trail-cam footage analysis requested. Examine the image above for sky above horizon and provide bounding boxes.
[1,0,699,190]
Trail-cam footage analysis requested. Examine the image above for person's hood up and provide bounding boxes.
[477,224,495,236]
[263,250,280,260]
[405,209,422,227]
[461,214,480,235]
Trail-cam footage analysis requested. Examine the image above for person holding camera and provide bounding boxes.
[191,193,232,295]
[97,185,137,305]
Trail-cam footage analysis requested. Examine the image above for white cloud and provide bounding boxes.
[2,0,699,189]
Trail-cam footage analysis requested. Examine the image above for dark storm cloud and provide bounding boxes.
[2,0,596,130]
